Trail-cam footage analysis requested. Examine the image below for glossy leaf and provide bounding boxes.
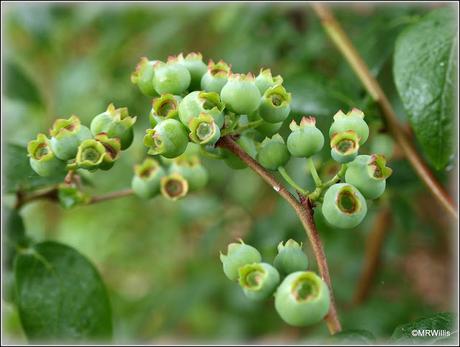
[394,7,457,169]
[392,312,454,343]
[14,241,113,342]
[4,143,66,194]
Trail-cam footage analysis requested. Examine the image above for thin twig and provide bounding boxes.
[88,189,134,204]
[312,4,457,220]
[15,187,134,209]
[14,186,59,209]
[217,135,342,334]
[352,206,392,305]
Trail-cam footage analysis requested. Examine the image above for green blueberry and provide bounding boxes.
[345,154,392,200]
[27,133,67,177]
[189,113,221,146]
[273,239,309,275]
[149,94,182,127]
[220,73,261,115]
[94,133,121,171]
[144,119,189,159]
[131,57,159,97]
[274,271,330,327]
[49,115,92,160]
[330,130,360,164]
[178,90,225,129]
[329,108,369,145]
[255,68,283,95]
[321,183,367,229]
[131,158,166,199]
[256,120,284,138]
[75,139,106,170]
[177,52,207,91]
[223,133,258,169]
[201,59,232,93]
[258,84,291,123]
[287,116,324,158]
[90,104,137,150]
[220,239,262,281]
[238,262,280,301]
[169,155,208,191]
[160,173,189,201]
[256,134,290,171]
[370,133,395,160]
[153,57,191,95]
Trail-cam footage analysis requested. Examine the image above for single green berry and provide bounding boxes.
[178,90,225,129]
[131,158,166,199]
[274,271,330,327]
[329,109,369,145]
[220,73,261,115]
[256,120,284,138]
[345,154,392,200]
[256,134,290,171]
[258,84,291,123]
[90,104,137,150]
[223,133,258,169]
[219,239,262,281]
[75,139,106,170]
[131,57,159,97]
[49,115,92,160]
[238,262,280,301]
[57,183,90,209]
[177,52,207,91]
[27,133,67,177]
[201,59,232,93]
[144,119,189,159]
[321,183,367,229]
[189,113,221,145]
[370,133,395,160]
[160,173,189,201]
[255,68,283,94]
[153,56,191,95]
[273,239,309,275]
[94,133,121,171]
[287,116,324,158]
[149,94,182,127]
[330,130,360,163]
[169,155,208,192]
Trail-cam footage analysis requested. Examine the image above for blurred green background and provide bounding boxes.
[2,2,456,344]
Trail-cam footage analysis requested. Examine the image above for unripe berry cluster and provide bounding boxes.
[220,239,330,327]
[28,52,392,218]
[27,104,136,176]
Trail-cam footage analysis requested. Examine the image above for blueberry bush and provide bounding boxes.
[2,2,457,345]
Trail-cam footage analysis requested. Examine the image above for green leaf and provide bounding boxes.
[14,241,113,342]
[4,143,66,194]
[391,312,455,344]
[4,61,43,106]
[285,73,355,118]
[3,207,30,304]
[4,207,29,269]
[330,329,376,344]
[393,7,457,170]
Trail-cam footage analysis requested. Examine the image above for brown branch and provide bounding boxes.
[217,135,342,334]
[14,186,59,209]
[312,4,457,220]
[88,188,134,204]
[352,206,392,305]
[15,187,134,209]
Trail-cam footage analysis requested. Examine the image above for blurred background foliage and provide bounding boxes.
[2,2,456,344]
